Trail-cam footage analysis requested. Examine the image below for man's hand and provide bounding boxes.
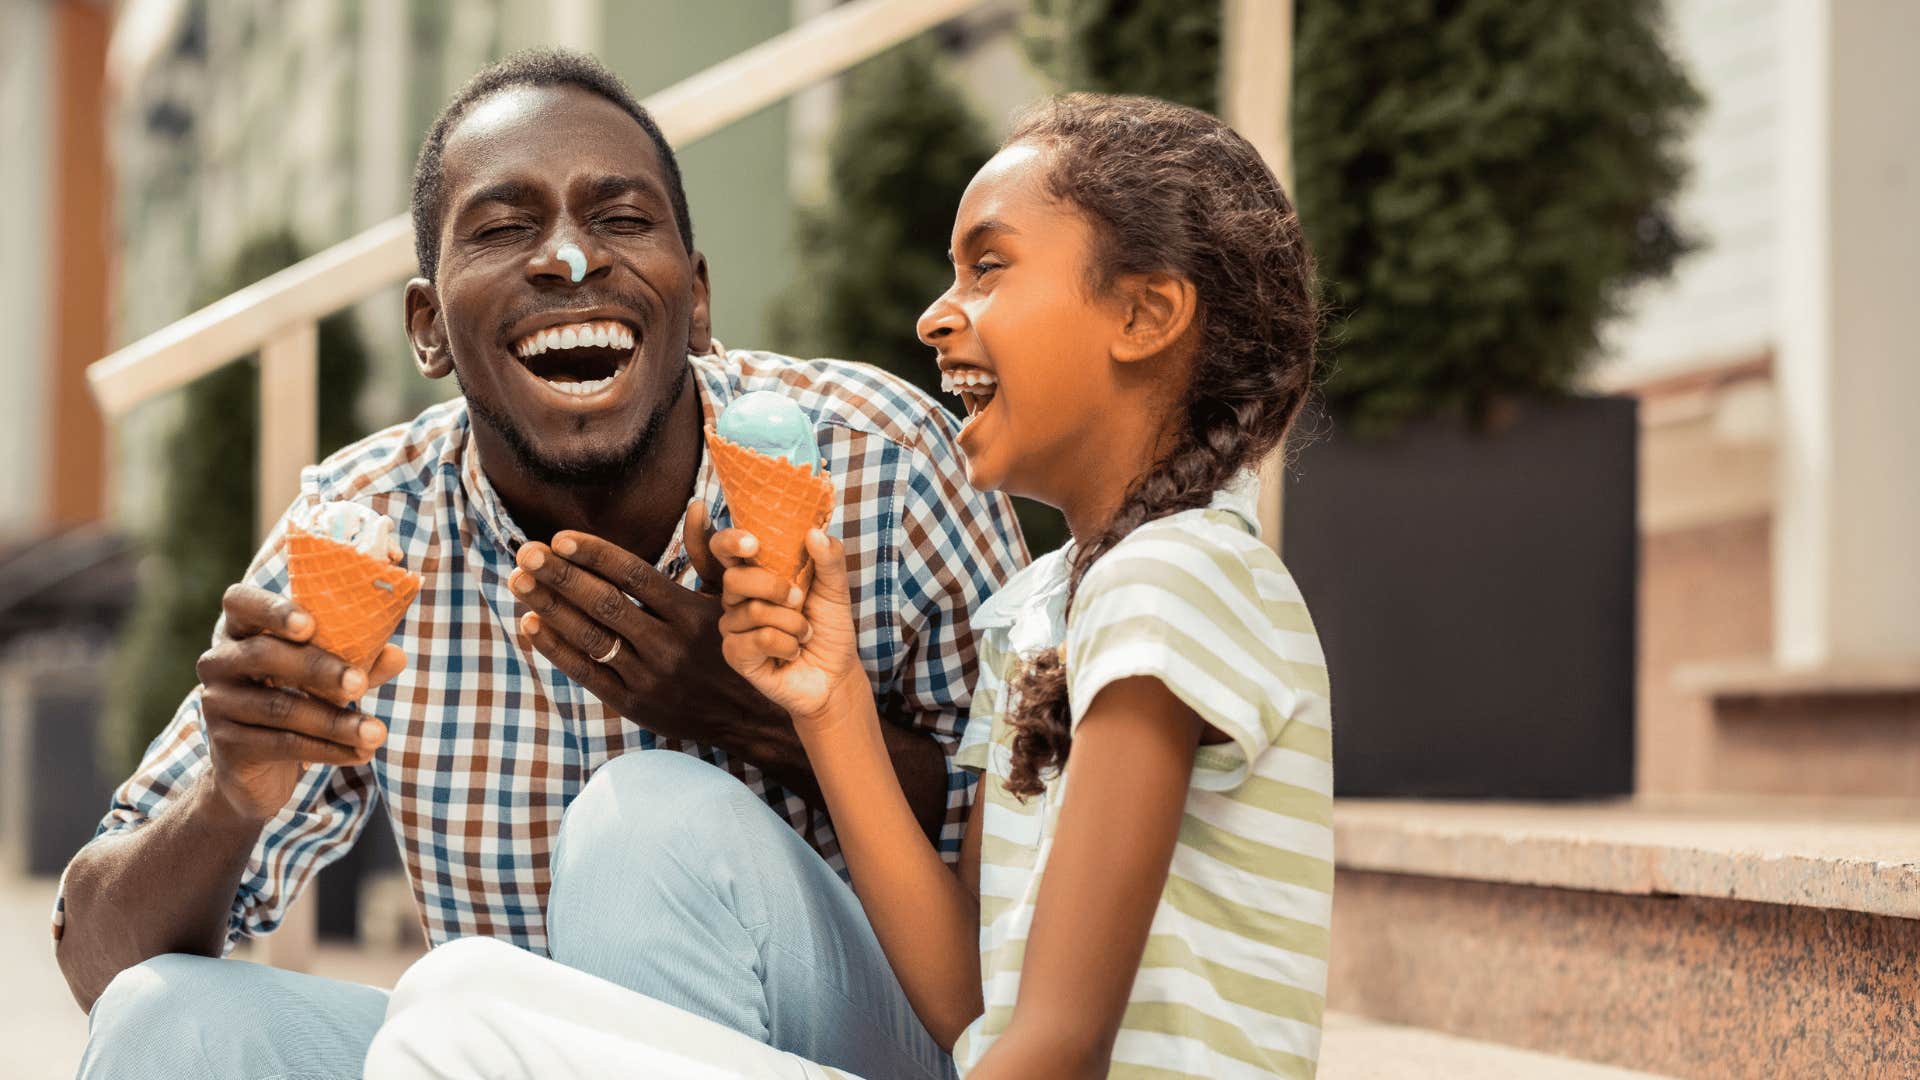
[196,585,404,822]
[507,502,787,746]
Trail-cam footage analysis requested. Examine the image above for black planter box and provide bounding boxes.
[1281,395,1637,798]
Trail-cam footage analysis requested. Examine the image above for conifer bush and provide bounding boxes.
[108,232,371,772]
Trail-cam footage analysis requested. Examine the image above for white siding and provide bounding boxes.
[1601,0,1781,384]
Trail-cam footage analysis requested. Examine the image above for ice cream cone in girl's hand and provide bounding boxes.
[286,502,421,671]
[706,391,834,586]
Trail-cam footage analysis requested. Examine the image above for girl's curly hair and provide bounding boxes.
[1001,93,1319,798]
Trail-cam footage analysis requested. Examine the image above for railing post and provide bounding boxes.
[1223,0,1295,551]
[255,320,319,972]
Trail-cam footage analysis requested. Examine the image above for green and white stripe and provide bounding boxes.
[954,485,1334,1079]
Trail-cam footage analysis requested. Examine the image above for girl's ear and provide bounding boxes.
[405,278,454,380]
[1110,271,1199,364]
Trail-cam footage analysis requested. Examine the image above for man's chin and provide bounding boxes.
[465,367,688,489]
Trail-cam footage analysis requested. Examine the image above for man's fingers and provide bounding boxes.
[717,599,810,640]
[367,644,408,689]
[520,611,630,701]
[208,721,372,768]
[721,565,802,609]
[544,531,680,612]
[221,584,314,643]
[198,636,364,705]
[201,682,382,751]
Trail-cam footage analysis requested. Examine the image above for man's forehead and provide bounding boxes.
[443,84,665,190]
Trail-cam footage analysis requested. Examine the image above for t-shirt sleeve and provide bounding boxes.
[52,490,379,952]
[1063,525,1331,793]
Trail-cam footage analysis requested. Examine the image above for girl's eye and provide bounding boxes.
[972,260,1004,277]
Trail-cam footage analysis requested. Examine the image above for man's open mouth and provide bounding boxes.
[511,320,637,398]
[940,366,998,424]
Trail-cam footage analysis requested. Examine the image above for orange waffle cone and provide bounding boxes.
[286,527,423,671]
[706,427,834,585]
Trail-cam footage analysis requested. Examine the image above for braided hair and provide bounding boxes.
[1001,94,1319,798]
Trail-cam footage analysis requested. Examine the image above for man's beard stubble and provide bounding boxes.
[461,362,691,489]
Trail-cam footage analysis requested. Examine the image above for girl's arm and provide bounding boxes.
[716,527,986,1046]
[966,674,1203,1080]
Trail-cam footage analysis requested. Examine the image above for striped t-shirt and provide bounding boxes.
[953,472,1334,1079]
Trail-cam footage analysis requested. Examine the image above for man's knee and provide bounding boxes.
[557,750,763,867]
[88,953,225,1038]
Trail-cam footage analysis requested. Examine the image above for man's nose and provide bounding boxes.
[916,290,965,347]
[527,231,607,285]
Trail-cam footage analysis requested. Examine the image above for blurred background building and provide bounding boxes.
[1,0,1914,1076]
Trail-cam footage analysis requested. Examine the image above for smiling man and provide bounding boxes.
[56,50,1024,1079]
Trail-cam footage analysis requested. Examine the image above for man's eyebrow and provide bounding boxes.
[455,180,537,219]
[947,218,1018,263]
[585,174,665,203]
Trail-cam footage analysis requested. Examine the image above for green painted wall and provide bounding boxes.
[601,1,797,351]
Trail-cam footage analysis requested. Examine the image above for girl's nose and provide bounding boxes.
[916,291,965,347]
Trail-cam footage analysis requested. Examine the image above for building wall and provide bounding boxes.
[0,0,53,540]
[1602,0,1781,382]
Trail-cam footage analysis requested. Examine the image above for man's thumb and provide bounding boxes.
[803,529,852,604]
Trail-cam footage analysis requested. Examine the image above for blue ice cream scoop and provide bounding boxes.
[716,390,820,473]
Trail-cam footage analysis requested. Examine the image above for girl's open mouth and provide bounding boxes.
[511,320,637,398]
[940,367,998,426]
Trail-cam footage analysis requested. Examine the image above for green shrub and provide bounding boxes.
[1293,0,1702,434]
[1023,0,1222,112]
[107,231,371,773]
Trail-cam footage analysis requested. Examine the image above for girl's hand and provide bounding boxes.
[715,527,861,728]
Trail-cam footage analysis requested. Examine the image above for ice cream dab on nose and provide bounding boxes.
[556,243,586,282]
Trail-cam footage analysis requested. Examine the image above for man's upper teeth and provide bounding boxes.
[939,369,998,394]
[514,320,635,357]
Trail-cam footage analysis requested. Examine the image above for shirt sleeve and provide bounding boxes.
[887,418,1029,859]
[52,492,380,952]
[1063,525,1331,793]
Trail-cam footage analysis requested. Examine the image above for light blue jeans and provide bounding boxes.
[78,751,952,1079]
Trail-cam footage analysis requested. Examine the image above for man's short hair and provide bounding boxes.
[409,49,695,280]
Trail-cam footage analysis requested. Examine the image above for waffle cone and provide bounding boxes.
[706,427,834,585]
[286,527,423,670]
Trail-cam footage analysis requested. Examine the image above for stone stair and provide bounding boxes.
[1326,797,1920,1079]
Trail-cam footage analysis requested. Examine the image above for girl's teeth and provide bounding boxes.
[939,369,998,394]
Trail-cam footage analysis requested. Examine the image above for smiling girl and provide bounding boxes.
[719,93,1330,1078]
[365,92,1328,1080]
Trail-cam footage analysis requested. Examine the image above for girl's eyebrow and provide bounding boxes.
[948,218,1019,263]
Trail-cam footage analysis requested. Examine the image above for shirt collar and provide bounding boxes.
[970,468,1264,646]
[457,348,730,578]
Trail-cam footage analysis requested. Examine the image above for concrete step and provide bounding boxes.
[1320,1012,1675,1079]
[1673,657,1920,797]
[1329,797,1920,1079]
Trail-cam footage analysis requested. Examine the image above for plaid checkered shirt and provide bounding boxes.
[54,348,1028,954]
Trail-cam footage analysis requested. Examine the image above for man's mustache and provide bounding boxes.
[495,291,653,344]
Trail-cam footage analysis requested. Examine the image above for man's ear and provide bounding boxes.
[687,251,714,355]
[1110,271,1200,365]
[404,278,454,379]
